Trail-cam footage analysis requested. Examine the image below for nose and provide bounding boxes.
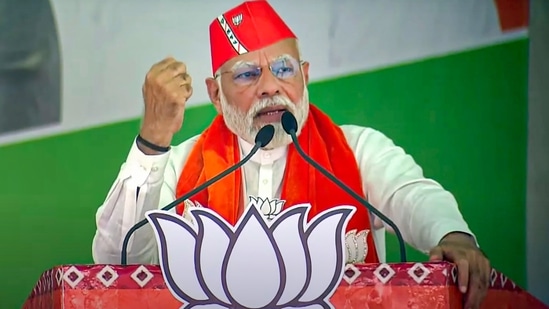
[256,69,281,98]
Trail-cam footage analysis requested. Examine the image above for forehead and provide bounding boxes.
[222,39,299,68]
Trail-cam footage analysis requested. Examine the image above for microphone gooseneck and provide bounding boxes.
[281,111,407,262]
[120,124,275,265]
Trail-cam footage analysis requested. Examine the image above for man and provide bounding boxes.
[92,1,490,308]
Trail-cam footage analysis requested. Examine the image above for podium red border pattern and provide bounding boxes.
[23,262,547,309]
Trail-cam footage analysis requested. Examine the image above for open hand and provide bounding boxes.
[429,232,491,309]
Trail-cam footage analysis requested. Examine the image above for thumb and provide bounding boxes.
[429,246,444,261]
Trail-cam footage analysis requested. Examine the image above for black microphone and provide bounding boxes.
[120,124,275,265]
[281,111,407,262]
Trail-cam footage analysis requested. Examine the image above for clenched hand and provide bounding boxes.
[139,57,193,154]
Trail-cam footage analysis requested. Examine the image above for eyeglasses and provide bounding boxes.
[215,55,304,86]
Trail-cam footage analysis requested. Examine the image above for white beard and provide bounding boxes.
[218,83,310,150]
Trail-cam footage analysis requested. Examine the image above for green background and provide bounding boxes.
[0,39,528,308]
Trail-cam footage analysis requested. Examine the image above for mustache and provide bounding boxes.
[247,96,294,117]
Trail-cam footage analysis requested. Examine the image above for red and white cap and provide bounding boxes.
[209,0,297,75]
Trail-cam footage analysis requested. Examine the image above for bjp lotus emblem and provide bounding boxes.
[145,201,355,309]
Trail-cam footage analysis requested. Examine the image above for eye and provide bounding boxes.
[271,58,297,78]
[233,67,261,81]
[274,66,294,77]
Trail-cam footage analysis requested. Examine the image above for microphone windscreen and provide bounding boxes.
[281,111,298,134]
[255,124,275,147]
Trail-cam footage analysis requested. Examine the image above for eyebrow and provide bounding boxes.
[229,54,296,71]
[230,60,256,71]
[274,54,294,61]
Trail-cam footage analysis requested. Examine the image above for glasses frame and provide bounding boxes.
[214,55,306,86]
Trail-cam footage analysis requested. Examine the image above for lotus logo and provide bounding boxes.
[248,196,285,220]
[232,13,243,26]
[146,201,355,308]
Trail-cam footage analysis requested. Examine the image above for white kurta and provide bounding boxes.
[91,124,474,265]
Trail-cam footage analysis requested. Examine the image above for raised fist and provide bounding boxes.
[139,57,193,152]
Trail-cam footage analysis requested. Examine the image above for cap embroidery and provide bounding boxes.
[232,13,243,27]
[217,15,248,55]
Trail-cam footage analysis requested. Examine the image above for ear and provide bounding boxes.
[205,77,222,114]
[301,61,310,84]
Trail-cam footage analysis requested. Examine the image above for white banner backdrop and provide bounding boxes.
[0,0,525,146]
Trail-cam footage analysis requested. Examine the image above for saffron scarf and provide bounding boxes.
[175,104,379,263]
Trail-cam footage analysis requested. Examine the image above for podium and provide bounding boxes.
[23,262,548,309]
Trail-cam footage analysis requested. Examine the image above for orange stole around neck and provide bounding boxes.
[175,104,380,263]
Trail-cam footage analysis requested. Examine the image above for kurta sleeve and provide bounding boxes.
[91,136,197,264]
[341,124,476,255]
